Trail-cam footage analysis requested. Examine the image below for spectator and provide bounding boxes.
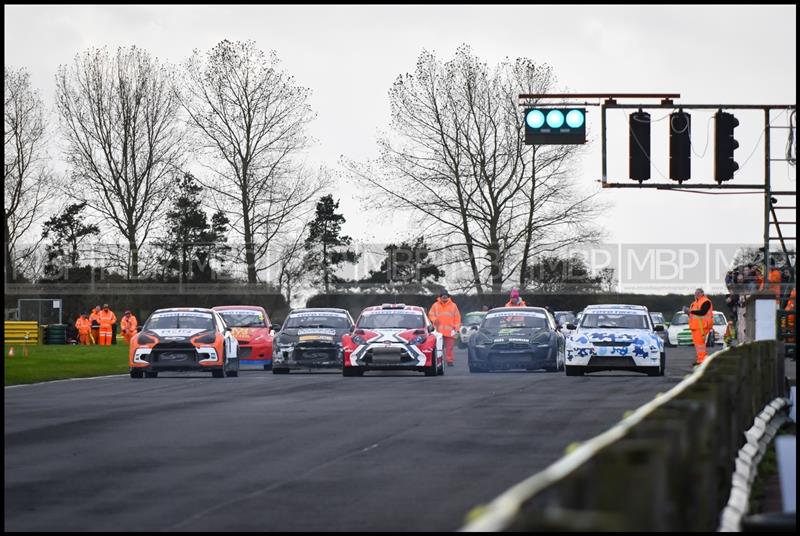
[753,266,765,291]
[785,288,796,345]
[725,269,735,292]
[723,320,737,347]
[781,266,794,306]
[767,260,782,303]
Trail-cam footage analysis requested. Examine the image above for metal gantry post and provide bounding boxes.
[764,108,771,277]
[601,101,608,185]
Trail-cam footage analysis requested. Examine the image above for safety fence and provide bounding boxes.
[718,397,791,531]
[460,340,785,532]
[3,321,40,345]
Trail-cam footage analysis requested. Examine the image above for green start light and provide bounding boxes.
[566,109,585,128]
[524,107,587,145]
[546,109,565,128]
[525,109,545,129]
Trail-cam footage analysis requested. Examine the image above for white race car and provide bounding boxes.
[457,311,488,348]
[565,304,665,376]
[666,310,728,347]
[554,310,577,337]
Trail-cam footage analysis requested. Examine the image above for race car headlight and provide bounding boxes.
[352,335,366,345]
[474,335,490,348]
[194,332,217,344]
[412,335,427,345]
[531,333,550,344]
[136,333,155,345]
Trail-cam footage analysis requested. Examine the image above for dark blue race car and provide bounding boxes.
[467,307,565,373]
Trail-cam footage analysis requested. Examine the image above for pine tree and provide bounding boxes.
[157,173,229,282]
[42,202,99,278]
[304,195,360,292]
[362,237,444,285]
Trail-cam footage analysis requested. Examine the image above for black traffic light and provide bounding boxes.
[629,111,650,182]
[524,108,586,145]
[669,111,691,182]
[714,111,739,182]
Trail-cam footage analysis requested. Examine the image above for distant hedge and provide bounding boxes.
[7,283,289,325]
[306,292,731,320]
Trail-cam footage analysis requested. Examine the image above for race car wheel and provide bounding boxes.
[468,360,488,373]
[144,371,159,378]
[212,369,225,378]
[343,366,363,377]
[225,370,238,377]
[647,352,666,377]
[565,365,584,376]
[424,357,437,376]
[272,368,290,374]
[435,349,444,375]
[540,344,559,372]
[130,369,144,379]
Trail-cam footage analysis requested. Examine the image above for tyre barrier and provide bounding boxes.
[44,324,67,345]
[460,341,785,532]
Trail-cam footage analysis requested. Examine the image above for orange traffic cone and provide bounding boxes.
[7,346,14,358]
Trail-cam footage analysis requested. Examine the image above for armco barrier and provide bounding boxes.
[460,341,785,532]
[4,321,40,345]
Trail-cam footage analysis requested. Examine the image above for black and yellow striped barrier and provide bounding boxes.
[4,321,39,345]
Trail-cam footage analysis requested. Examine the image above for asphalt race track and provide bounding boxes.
[5,346,699,531]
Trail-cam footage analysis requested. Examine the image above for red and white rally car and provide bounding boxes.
[341,304,444,377]
[212,305,275,370]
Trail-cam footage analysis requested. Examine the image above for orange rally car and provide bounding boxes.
[129,307,239,379]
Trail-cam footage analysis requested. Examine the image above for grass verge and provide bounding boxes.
[4,343,129,386]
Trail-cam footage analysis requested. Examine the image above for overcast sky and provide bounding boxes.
[4,4,797,260]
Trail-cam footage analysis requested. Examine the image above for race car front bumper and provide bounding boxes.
[347,342,430,370]
[469,343,554,370]
[131,346,223,371]
[273,342,343,369]
[238,341,273,367]
[566,343,660,370]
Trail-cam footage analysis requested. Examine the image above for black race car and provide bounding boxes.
[467,307,565,372]
[271,308,355,374]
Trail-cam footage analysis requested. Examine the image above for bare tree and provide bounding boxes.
[4,66,49,284]
[178,39,321,284]
[275,222,309,303]
[344,45,604,293]
[55,46,184,279]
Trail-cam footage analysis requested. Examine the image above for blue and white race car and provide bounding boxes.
[565,304,665,376]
